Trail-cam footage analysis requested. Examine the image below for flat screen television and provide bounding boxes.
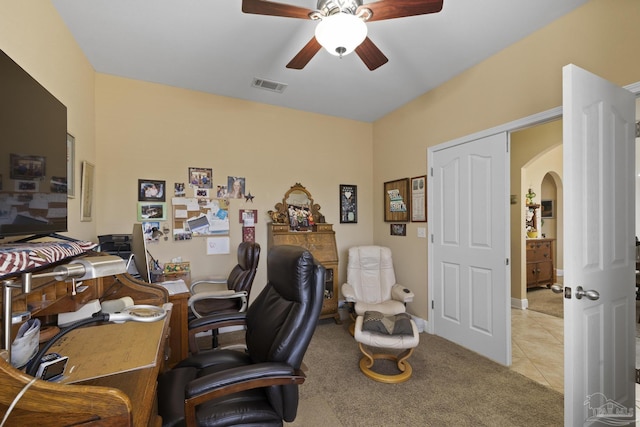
[0,49,68,238]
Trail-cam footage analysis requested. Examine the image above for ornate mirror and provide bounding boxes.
[268,183,325,230]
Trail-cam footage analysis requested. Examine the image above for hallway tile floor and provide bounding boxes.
[511,307,640,413]
[511,308,564,393]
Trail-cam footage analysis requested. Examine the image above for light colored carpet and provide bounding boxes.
[285,317,563,426]
[213,314,564,426]
[526,286,563,318]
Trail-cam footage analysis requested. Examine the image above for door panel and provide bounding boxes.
[563,64,635,425]
[431,132,510,365]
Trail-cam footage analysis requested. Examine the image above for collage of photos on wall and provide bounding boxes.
[136,168,249,245]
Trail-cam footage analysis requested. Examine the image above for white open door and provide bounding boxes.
[429,132,511,365]
[562,64,636,425]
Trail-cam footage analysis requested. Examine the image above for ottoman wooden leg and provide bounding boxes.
[358,342,414,384]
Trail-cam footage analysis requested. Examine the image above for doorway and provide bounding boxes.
[508,96,640,394]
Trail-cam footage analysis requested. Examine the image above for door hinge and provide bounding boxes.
[430,234,434,243]
[431,300,434,309]
[430,167,433,177]
[506,258,509,266]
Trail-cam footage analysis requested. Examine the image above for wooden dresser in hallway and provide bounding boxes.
[526,238,555,288]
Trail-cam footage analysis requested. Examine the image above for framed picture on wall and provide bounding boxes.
[339,184,357,223]
[541,200,554,218]
[67,133,75,197]
[80,161,95,222]
[390,224,407,236]
[384,178,410,222]
[410,175,427,222]
[138,179,166,202]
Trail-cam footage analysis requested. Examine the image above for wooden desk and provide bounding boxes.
[0,307,171,427]
[73,312,171,427]
[0,257,172,427]
[152,273,191,368]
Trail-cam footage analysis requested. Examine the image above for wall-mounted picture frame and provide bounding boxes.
[340,184,357,223]
[384,178,410,222]
[390,223,407,236]
[80,161,95,222]
[541,200,554,218]
[411,175,427,222]
[137,202,167,221]
[138,179,166,202]
[10,154,46,180]
[188,167,213,189]
[67,133,75,197]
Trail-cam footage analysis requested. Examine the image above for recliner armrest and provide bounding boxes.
[341,283,356,302]
[391,284,414,303]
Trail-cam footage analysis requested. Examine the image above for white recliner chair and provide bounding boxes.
[341,246,419,383]
[341,245,414,320]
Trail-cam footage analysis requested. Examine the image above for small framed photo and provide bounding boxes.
[541,200,554,218]
[174,182,186,196]
[188,167,213,189]
[138,179,166,202]
[10,154,46,180]
[340,184,357,224]
[384,178,410,222]
[80,161,95,222]
[137,202,167,221]
[67,133,75,197]
[195,188,210,199]
[390,223,407,236]
[411,175,427,222]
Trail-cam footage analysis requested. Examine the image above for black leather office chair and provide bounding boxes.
[188,241,261,318]
[157,245,325,427]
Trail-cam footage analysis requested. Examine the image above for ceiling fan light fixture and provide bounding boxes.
[315,13,367,57]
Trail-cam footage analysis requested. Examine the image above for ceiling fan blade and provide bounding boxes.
[286,37,322,70]
[242,0,314,19]
[359,0,444,22]
[355,37,388,71]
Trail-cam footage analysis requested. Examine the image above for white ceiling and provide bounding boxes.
[50,0,589,122]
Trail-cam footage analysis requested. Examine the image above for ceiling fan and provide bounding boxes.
[241,0,444,71]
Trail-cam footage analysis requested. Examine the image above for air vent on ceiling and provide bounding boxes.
[251,78,287,94]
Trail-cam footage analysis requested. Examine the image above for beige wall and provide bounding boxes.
[95,75,374,298]
[373,0,640,319]
[2,0,640,320]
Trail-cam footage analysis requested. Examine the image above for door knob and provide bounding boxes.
[550,284,563,294]
[575,285,599,300]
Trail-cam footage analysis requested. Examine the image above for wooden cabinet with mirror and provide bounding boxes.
[267,183,340,323]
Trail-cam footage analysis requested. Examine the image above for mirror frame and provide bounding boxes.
[268,183,324,228]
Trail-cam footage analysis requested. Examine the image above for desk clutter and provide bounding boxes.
[0,249,173,426]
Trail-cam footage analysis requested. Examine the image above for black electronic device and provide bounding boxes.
[0,48,68,238]
[35,353,68,381]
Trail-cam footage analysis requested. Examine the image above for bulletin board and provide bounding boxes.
[171,197,230,239]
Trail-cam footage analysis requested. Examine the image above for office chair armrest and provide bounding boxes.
[183,363,305,426]
[186,362,304,399]
[190,279,227,294]
[187,311,248,354]
[188,290,249,318]
[391,284,414,303]
[341,283,356,302]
